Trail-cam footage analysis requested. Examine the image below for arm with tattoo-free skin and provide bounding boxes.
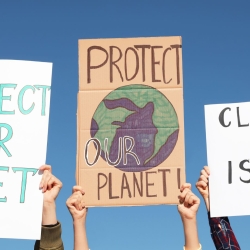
[178,183,201,250]
[66,186,89,250]
[34,165,64,250]
[40,165,62,225]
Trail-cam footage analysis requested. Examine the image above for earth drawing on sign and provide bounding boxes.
[90,84,179,172]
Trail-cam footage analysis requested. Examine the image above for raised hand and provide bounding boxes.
[66,186,87,223]
[39,165,62,225]
[66,186,89,250]
[196,166,210,211]
[178,183,200,220]
[178,183,201,250]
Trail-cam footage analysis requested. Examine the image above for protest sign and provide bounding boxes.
[205,102,250,217]
[77,37,185,207]
[0,60,52,239]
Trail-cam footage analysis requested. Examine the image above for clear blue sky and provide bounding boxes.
[1,1,250,249]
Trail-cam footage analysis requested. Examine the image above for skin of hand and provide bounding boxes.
[66,186,89,250]
[66,186,87,223]
[196,166,210,211]
[178,183,200,220]
[39,165,63,225]
[178,183,200,250]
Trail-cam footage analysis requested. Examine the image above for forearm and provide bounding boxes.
[42,201,57,225]
[73,220,89,250]
[182,217,200,250]
[203,197,210,211]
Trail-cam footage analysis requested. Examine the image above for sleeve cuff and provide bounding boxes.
[39,221,63,249]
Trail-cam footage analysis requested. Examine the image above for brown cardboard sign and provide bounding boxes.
[77,36,185,207]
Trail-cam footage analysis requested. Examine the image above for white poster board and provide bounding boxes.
[0,60,52,239]
[205,102,250,217]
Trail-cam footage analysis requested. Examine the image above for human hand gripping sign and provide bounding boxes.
[178,183,200,220]
[196,166,210,211]
[39,165,62,225]
[66,186,89,250]
[177,183,201,250]
[66,186,87,222]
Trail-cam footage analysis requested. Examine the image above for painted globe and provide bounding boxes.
[90,84,179,172]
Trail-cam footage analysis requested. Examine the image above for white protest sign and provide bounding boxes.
[205,102,250,217]
[0,60,52,239]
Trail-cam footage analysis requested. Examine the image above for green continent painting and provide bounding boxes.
[90,84,179,172]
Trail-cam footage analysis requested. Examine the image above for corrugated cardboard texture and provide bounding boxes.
[77,37,185,207]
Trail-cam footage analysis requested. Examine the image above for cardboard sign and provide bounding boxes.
[0,60,52,239]
[205,102,250,217]
[77,37,185,207]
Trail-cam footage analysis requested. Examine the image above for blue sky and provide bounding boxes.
[1,1,250,249]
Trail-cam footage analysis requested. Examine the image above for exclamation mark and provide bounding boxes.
[177,168,180,189]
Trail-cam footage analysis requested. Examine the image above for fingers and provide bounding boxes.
[180,183,191,192]
[72,185,85,195]
[199,166,210,180]
[196,180,208,191]
[40,170,50,191]
[200,173,209,183]
[183,191,193,207]
[47,176,62,190]
[196,166,210,188]
[39,165,52,172]
[39,165,62,192]
[72,187,85,210]
[204,166,210,175]
[187,193,200,207]
[39,165,52,191]
[178,186,191,203]
[179,188,200,207]
[66,190,85,211]
[179,183,192,203]
[200,168,209,180]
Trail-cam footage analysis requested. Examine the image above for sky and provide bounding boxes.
[0,1,250,249]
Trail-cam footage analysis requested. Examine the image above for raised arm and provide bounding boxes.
[34,165,64,250]
[66,186,89,250]
[196,166,240,250]
[178,183,201,250]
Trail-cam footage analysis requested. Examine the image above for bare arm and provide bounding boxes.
[66,186,89,250]
[178,183,201,250]
[40,165,62,225]
[34,165,64,250]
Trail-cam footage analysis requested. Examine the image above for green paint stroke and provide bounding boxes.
[92,84,179,162]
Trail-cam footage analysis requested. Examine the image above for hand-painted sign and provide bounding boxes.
[205,102,250,217]
[77,37,185,206]
[0,60,52,239]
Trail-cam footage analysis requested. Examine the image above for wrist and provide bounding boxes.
[181,215,197,224]
[73,216,86,226]
[42,202,57,225]
[180,211,197,221]
[182,217,200,249]
[181,215,197,225]
[43,200,56,208]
